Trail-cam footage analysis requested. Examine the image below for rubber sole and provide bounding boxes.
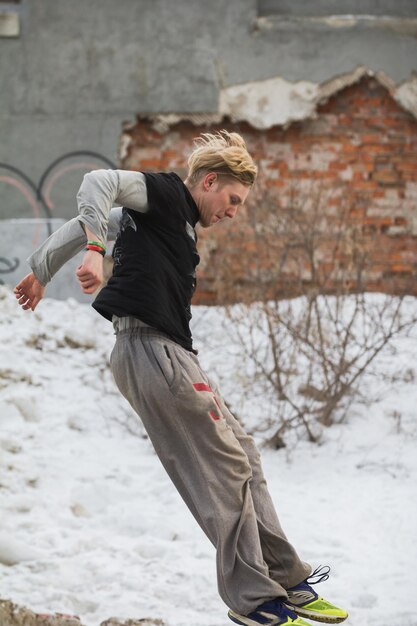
[228,609,311,626]
[286,604,349,624]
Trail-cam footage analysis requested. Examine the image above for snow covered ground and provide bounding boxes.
[1,285,416,626]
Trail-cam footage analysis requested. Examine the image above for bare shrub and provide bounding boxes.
[211,178,417,447]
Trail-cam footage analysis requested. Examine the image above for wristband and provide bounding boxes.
[85,245,106,257]
[87,240,106,251]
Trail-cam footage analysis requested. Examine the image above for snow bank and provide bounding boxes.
[1,286,417,626]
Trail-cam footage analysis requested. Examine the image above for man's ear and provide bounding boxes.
[203,172,217,190]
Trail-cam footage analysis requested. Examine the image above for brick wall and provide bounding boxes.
[120,77,417,304]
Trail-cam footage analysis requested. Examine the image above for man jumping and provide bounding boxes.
[15,131,348,626]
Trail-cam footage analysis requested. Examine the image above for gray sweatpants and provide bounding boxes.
[110,317,311,615]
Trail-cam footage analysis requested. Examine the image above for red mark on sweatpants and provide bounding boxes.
[193,383,212,393]
[193,382,222,421]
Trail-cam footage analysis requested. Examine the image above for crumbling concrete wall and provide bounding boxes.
[120,77,417,303]
[2,0,417,299]
[1,0,417,194]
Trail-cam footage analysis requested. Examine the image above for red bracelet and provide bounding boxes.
[85,245,106,257]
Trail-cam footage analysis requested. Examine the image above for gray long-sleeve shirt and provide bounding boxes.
[28,170,149,286]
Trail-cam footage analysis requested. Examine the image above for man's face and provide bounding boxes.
[196,173,250,228]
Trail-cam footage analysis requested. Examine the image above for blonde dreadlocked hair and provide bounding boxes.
[187,130,257,187]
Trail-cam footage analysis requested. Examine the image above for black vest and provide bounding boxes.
[93,172,200,351]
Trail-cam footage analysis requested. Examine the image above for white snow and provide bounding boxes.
[1,285,416,626]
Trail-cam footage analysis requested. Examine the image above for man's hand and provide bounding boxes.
[14,273,46,311]
[76,250,104,294]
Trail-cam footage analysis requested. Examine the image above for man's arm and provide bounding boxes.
[14,216,90,311]
[28,170,147,286]
[15,170,148,309]
[27,217,88,287]
[77,169,148,244]
[75,223,105,295]
[25,206,123,288]
[75,169,148,294]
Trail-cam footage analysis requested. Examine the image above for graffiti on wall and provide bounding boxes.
[0,152,116,294]
[0,256,20,285]
[0,151,117,227]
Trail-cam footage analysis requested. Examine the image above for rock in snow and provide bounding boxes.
[0,599,166,626]
[0,598,81,626]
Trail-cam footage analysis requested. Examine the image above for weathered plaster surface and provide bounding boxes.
[147,66,417,132]
[395,74,417,118]
[1,0,417,221]
[219,76,318,129]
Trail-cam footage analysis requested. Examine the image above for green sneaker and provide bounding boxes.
[285,566,348,623]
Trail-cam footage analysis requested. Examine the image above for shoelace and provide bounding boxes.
[306,565,330,586]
